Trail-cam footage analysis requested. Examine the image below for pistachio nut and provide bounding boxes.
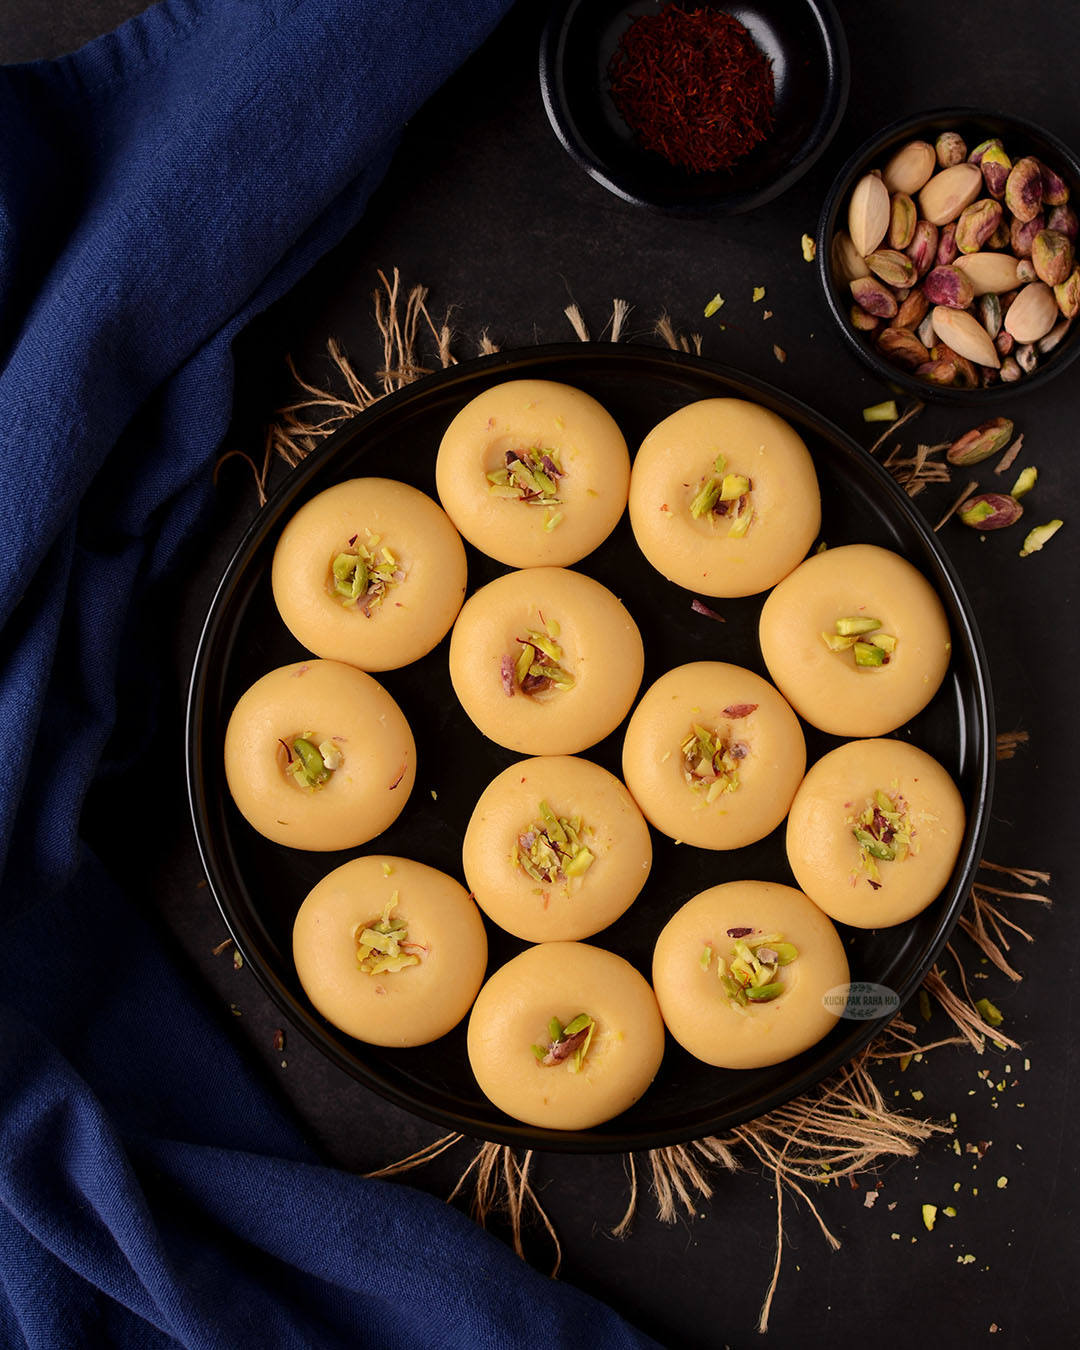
[848,172,891,256]
[1053,267,1080,319]
[1037,160,1071,207]
[955,199,1003,254]
[946,417,1014,467]
[933,343,978,388]
[882,139,936,195]
[888,192,917,250]
[935,131,967,168]
[1031,229,1075,286]
[906,219,939,277]
[959,493,1023,530]
[1047,204,1079,243]
[967,137,1003,167]
[919,162,983,226]
[1019,520,1064,556]
[1003,281,1060,342]
[1015,342,1038,374]
[865,247,917,289]
[923,264,975,309]
[1010,212,1045,258]
[978,293,1003,340]
[994,329,1015,357]
[876,326,930,370]
[979,365,1000,389]
[850,303,881,333]
[850,275,898,319]
[832,230,871,283]
[979,143,1012,200]
[1005,157,1044,223]
[893,289,930,330]
[1010,465,1038,500]
[914,356,957,386]
[953,251,1021,295]
[1015,258,1038,284]
[935,221,959,266]
[916,311,937,348]
[1000,355,1023,382]
[931,306,1001,369]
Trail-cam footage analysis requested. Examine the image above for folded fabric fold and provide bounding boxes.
[0,1,657,1343]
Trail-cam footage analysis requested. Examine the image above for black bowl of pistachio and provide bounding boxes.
[817,107,1080,402]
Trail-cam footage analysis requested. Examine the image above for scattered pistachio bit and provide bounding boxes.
[354,893,423,976]
[704,293,725,317]
[488,445,565,515]
[533,1013,596,1072]
[330,530,406,614]
[996,1175,1008,1189]
[381,862,393,877]
[1019,519,1063,556]
[850,787,915,884]
[958,1254,976,1265]
[752,285,766,302]
[922,1203,938,1231]
[516,800,594,885]
[690,597,726,622]
[918,989,932,1022]
[689,455,754,536]
[272,1029,285,1052]
[801,233,817,261]
[681,722,744,801]
[772,344,787,363]
[232,949,243,971]
[507,617,574,698]
[976,997,1004,1028]
[230,1003,242,1017]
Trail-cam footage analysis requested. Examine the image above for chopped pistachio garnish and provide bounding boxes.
[712,927,798,1007]
[822,615,897,668]
[922,1204,938,1232]
[862,400,898,423]
[704,292,725,317]
[681,721,750,802]
[353,892,424,976]
[752,285,766,302]
[800,233,817,262]
[689,454,755,537]
[329,530,406,614]
[505,616,574,698]
[1019,519,1063,557]
[976,997,1004,1028]
[515,800,594,884]
[285,733,342,790]
[1010,466,1038,500]
[531,1012,596,1073]
[850,787,915,884]
[487,446,565,521]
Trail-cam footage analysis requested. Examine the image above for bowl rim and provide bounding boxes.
[816,104,1080,404]
[539,0,851,217]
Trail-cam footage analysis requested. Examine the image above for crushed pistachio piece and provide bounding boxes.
[532,1012,596,1073]
[689,454,754,537]
[863,400,898,423]
[711,927,798,1007]
[354,892,423,976]
[752,285,766,302]
[1010,466,1038,499]
[704,292,725,317]
[850,787,915,884]
[1019,519,1063,557]
[488,445,565,516]
[922,1203,938,1231]
[516,800,594,885]
[801,233,817,262]
[681,722,747,801]
[506,616,574,698]
[822,614,896,668]
[329,530,406,613]
[288,734,338,790]
[976,997,1004,1028]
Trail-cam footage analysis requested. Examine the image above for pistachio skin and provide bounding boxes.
[1053,268,1080,320]
[906,219,939,277]
[955,199,1003,254]
[1005,157,1044,223]
[1031,229,1075,286]
[850,275,898,319]
[1047,204,1079,243]
[866,248,917,288]
[876,326,930,370]
[935,222,959,266]
[888,192,917,250]
[923,264,975,309]
[979,144,1012,200]
[959,493,1023,530]
[1038,161,1071,207]
[946,418,1014,467]
[1010,212,1045,258]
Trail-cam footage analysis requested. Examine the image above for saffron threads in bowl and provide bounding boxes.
[607,4,775,174]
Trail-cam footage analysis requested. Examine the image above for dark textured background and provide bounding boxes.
[8,2,1078,1346]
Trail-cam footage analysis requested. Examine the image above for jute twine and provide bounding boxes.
[218,269,1050,1334]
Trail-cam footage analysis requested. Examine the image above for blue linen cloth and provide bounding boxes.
[0,2,657,1345]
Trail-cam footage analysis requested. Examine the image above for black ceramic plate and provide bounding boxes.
[186,344,993,1154]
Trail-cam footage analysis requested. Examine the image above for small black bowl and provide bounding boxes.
[539,0,849,216]
[817,107,1080,405]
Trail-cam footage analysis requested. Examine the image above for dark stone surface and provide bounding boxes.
[8,3,1078,1346]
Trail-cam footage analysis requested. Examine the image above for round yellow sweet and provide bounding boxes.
[467,942,665,1130]
[435,379,630,567]
[271,477,467,672]
[223,660,415,850]
[628,398,821,598]
[758,544,952,737]
[448,566,644,755]
[463,756,652,942]
[786,739,966,928]
[293,856,487,1047]
[621,662,805,850]
[652,881,850,1069]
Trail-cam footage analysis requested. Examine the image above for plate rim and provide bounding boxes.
[185,341,995,1154]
